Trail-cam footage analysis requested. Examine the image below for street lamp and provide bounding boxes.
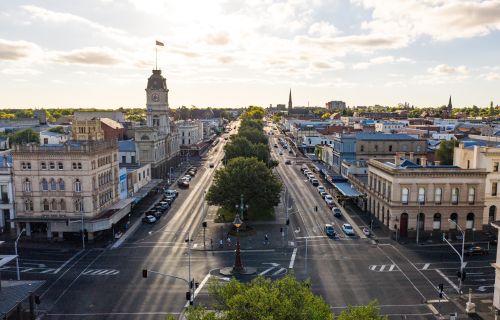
[235,194,249,221]
[15,228,26,281]
[444,218,465,292]
[232,214,244,272]
[169,167,174,184]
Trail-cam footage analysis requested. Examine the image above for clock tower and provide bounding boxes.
[145,69,170,134]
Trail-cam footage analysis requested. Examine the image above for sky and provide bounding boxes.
[1,0,500,109]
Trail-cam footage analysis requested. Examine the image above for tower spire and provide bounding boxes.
[288,88,292,110]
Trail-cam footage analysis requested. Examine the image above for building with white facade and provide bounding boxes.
[40,130,70,145]
[177,120,203,146]
[375,121,406,133]
[0,153,15,233]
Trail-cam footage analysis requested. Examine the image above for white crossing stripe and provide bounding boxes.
[289,248,297,269]
[388,265,396,272]
[422,263,430,270]
[272,268,287,276]
[82,269,120,276]
[368,264,399,272]
[379,265,386,272]
[435,269,459,292]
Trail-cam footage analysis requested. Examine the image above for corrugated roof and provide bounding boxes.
[100,118,124,129]
[119,140,136,152]
[355,133,417,141]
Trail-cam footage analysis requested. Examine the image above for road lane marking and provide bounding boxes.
[427,304,439,315]
[272,267,287,276]
[289,248,297,269]
[54,249,84,274]
[435,269,459,292]
[422,263,430,270]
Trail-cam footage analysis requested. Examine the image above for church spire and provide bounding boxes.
[288,88,292,110]
[448,95,452,112]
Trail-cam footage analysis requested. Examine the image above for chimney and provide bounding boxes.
[421,156,427,166]
[409,152,414,162]
[394,152,401,165]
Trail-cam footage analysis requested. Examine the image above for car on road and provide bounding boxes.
[177,180,189,188]
[182,175,192,182]
[342,223,355,236]
[114,231,123,239]
[332,207,342,218]
[303,169,311,176]
[362,227,370,237]
[285,160,292,165]
[142,215,157,224]
[186,170,196,177]
[209,163,215,168]
[288,150,293,154]
[164,189,178,198]
[324,224,336,237]
[279,151,283,155]
[283,144,288,149]
[311,179,319,186]
[317,186,325,193]
[465,246,488,256]
[301,165,308,173]
[274,144,278,148]
[319,191,328,199]
[324,195,335,207]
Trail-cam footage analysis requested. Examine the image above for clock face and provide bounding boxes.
[152,93,160,102]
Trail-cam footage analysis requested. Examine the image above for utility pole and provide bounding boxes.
[443,219,465,293]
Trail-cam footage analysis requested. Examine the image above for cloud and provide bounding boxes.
[308,21,338,37]
[312,61,345,70]
[428,64,469,75]
[297,34,409,54]
[204,32,231,45]
[217,56,234,64]
[0,39,41,61]
[352,55,414,70]
[51,47,123,65]
[481,72,500,80]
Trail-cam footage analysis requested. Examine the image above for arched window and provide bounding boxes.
[49,162,55,170]
[489,206,497,223]
[24,199,33,211]
[74,179,82,192]
[74,199,84,212]
[451,188,459,204]
[60,199,66,211]
[433,213,441,230]
[450,213,458,230]
[418,212,425,231]
[466,212,475,229]
[388,145,393,152]
[59,179,65,190]
[360,145,364,152]
[23,178,31,192]
[43,199,50,211]
[51,199,57,211]
[434,188,442,204]
[50,178,57,191]
[401,188,409,205]
[418,187,425,204]
[41,179,48,191]
[41,162,47,170]
[468,187,475,204]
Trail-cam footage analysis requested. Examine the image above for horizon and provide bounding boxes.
[1,1,500,108]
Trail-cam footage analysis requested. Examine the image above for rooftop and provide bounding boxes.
[119,140,136,152]
[355,132,418,141]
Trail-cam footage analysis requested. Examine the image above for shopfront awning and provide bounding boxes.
[132,179,162,203]
[332,182,361,197]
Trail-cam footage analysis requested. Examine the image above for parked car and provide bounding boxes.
[182,175,191,182]
[342,223,355,236]
[178,180,189,188]
[332,207,342,218]
[317,186,325,193]
[279,151,283,155]
[209,163,215,168]
[311,179,319,187]
[186,170,196,177]
[324,224,336,237]
[324,196,335,208]
[142,215,157,224]
[362,227,370,237]
[300,165,308,173]
[285,160,292,165]
[288,150,293,154]
[465,246,488,256]
[164,189,178,198]
[274,144,278,148]
[320,191,328,199]
[114,231,123,239]
[188,167,198,173]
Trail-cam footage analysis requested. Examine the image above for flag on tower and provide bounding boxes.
[156,40,164,46]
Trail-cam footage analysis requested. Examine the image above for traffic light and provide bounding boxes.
[185,291,191,301]
[202,221,207,228]
[280,227,283,233]
[456,271,461,279]
[142,269,147,278]
[286,219,290,225]
[438,283,443,291]
[195,282,199,288]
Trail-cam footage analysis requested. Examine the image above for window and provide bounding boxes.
[493,182,498,196]
[50,179,57,191]
[21,162,31,170]
[77,162,82,169]
[72,162,77,170]
[467,160,470,169]
[468,187,476,204]
[418,187,425,204]
[402,145,408,152]
[449,213,458,230]
[59,179,65,190]
[60,199,66,211]
[122,156,126,163]
[374,145,378,152]
[131,156,135,163]
[466,212,475,229]
[401,188,409,205]
[113,154,117,162]
[43,199,50,211]
[49,162,55,170]
[23,179,32,192]
[433,213,441,230]
[74,179,82,192]
[360,145,364,152]
[388,145,392,152]
[74,199,83,212]
[41,162,47,170]
[41,179,49,191]
[434,188,442,204]
[51,199,57,211]
[494,162,499,172]
[58,162,64,170]
[451,188,459,204]
[24,199,33,211]
[416,145,421,152]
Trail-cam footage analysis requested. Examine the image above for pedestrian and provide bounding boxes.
[219,239,223,248]
[210,238,213,250]
[264,234,269,245]
[226,235,231,246]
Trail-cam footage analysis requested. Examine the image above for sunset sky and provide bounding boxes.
[1,0,500,109]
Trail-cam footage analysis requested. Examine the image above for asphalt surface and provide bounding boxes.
[0,122,497,320]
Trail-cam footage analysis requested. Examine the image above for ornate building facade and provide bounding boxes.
[134,69,180,178]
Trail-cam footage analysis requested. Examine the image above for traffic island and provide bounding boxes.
[219,266,257,276]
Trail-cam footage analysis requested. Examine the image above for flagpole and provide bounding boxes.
[155,46,157,70]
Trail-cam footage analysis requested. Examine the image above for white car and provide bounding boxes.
[317,186,325,193]
[324,195,335,207]
[362,227,370,237]
[342,223,355,236]
[182,175,191,182]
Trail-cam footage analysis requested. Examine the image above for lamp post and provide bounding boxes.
[444,218,465,292]
[169,167,174,184]
[235,194,248,221]
[233,214,244,272]
[15,228,26,281]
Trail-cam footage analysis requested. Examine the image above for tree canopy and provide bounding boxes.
[206,157,281,218]
[10,128,39,144]
[48,126,65,134]
[436,139,459,165]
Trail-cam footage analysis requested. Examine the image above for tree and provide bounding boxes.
[238,127,268,145]
[321,112,332,120]
[241,106,265,120]
[48,126,65,134]
[436,140,459,165]
[206,157,281,219]
[224,137,256,160]
[10,128,39,144]
[185,275,333,320]
[336,301,387,320]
